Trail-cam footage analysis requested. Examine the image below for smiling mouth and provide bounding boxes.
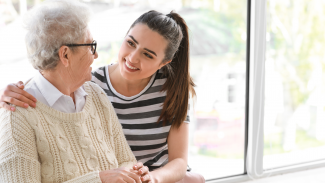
[125,59,139,70]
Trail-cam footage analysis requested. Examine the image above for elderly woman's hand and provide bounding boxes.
[132,162,152,183]
[0,81,37,111]
[99,167,142,183]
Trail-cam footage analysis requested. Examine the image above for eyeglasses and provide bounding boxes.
[65,40,97,55]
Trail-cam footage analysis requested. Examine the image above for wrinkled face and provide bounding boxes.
[68,29,98,85]
[118,23,170,81]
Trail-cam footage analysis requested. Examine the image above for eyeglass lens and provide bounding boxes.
[92,41,96,54]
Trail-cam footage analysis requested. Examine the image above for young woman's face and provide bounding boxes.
[117,23,170,81]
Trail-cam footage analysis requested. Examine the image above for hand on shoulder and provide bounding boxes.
[0,81,37,111]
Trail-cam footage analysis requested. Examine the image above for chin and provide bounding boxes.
[86,75,92,82]
[119,65,135,81]
[120,70,132,80]
[83,73,92,82]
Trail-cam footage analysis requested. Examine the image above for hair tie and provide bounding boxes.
[166,13,174,19]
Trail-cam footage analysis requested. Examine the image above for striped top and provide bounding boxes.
[91,65,189,171]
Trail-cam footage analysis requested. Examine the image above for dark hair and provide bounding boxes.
[128,10,196,129]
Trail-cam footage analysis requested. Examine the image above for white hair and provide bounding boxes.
[24,0,92,70]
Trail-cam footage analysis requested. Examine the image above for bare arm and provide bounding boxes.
[150,122,189,183]
[0,81,37,111]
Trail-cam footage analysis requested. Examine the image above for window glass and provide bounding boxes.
[183,1,247,179]
[0,0,247,180]
[264,0,325,169]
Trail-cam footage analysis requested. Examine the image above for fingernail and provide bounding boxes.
[134,165,137,169]
[24,103,29,108]
[11,107,15,111]
[32,103,36,107]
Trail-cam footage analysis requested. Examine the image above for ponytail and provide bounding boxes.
[158,12,196,129]
[129,10,196,129]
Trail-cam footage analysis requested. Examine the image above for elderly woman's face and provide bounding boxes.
[68,30,98,84]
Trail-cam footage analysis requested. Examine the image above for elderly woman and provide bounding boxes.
[0,0,150,183]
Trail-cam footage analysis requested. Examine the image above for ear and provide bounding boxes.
[58,46,71,67]
[159,60,172,69]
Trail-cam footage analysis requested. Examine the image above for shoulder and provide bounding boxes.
[84,81,113,109]
[92,66,106,77]
[150,69,167,89]
[85,81,110,104]
[156,69,167,79]
[86,81,106,95]
[0,106,35,133]
[0,105,33,119]
[23,77,38,96]
[92,66,107,83]
[0,108,12,121]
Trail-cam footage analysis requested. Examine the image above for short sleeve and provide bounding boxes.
[184,101,191,123]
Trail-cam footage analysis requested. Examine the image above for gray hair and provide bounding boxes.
[24,0,92,70]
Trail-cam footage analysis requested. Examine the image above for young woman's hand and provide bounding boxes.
[0,81,37,111]
[132,162,153,183]
[99,167,142,183]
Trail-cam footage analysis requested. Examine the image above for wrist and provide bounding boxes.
[99,171,105,182]
[150,171,160,183]
[99,170,110,182]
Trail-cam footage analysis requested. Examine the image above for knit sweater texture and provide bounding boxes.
[0,82,137,183]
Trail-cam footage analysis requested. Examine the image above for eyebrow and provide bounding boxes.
[129,35,138,44]
[128,35,157,57]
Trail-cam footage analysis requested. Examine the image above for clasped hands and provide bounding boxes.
[100,162,153,183]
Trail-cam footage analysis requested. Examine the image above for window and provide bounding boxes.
[264,0,325,169]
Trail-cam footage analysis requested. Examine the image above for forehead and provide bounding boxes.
[128,24,168,56]
[76,29,93,44]
[86,29,93,40]
[81,29,93,43]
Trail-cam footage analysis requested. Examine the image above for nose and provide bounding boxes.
[94,51,98,59]
[128,50,139,64]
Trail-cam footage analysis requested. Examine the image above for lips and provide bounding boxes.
[124,58,139,70]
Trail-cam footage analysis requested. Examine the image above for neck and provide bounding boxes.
[41,66,80,102]
[109,64,152,97]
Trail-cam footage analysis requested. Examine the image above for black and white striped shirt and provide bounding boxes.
[92,65,190,171]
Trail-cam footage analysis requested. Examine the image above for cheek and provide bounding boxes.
[77,56,92,74]
[140,61,161,75]
[82,54,93,66]
[119,43,131,59]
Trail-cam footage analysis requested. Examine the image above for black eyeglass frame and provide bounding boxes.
[65,40,97,55]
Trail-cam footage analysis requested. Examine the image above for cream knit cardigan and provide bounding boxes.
[0,82,137,183]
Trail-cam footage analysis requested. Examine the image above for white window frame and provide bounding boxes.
[207,0,325,182]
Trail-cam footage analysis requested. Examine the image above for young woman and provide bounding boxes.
[0,10,204,183]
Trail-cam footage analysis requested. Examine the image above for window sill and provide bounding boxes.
[207,159,325,183]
